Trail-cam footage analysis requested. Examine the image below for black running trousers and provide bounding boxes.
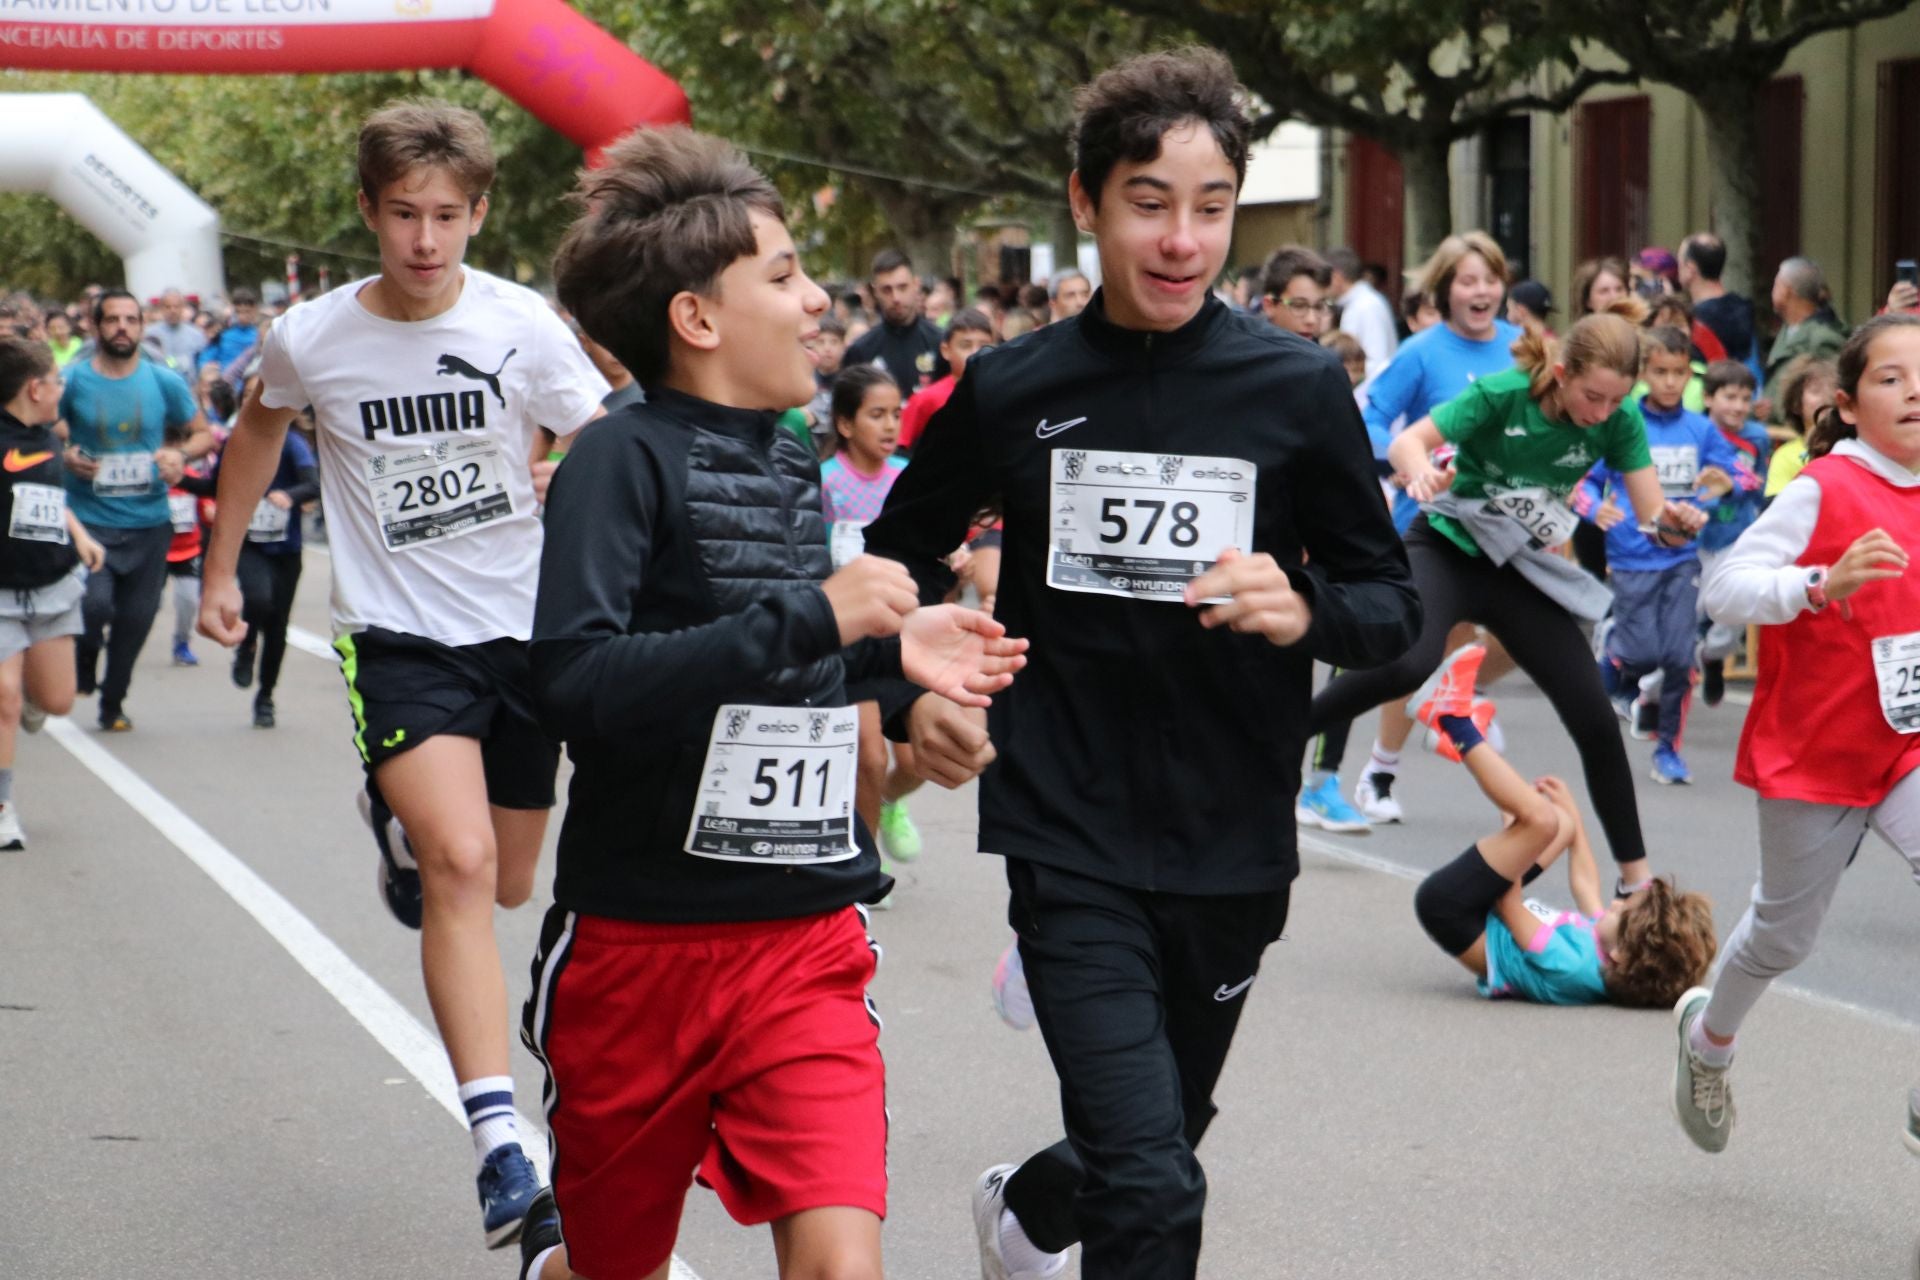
[1307,519,1647,867]
[1000,857,1290,1280]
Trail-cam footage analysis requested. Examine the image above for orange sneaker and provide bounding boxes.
[1408,644,1488,761]
[1419,695,1499,762]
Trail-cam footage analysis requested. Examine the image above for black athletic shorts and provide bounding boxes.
[334,626,559,810]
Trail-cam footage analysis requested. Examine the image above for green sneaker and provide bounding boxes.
[1670,985,1735,1153]
[1903,1088,1920,1158]
[878,799,922,863]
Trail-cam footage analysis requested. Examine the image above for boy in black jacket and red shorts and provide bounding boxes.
[519,127,1027,1280]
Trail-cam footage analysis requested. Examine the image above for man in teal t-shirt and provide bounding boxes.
[1426,365,1653,556]
[57,290,210,730]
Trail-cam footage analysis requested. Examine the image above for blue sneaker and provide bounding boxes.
[1651,743,1692,786]
[477,1143,541,1249]
[1295,774,1371,835]
[171,640,198,667]
[356,788,423,929]
[518,1185,562,1279]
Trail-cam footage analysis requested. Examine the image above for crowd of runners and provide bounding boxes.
[2,43,1920,1280]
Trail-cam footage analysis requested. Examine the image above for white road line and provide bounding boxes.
[43,717,707,1278]
[1298,830,1920,1040]
[287,625,339,664]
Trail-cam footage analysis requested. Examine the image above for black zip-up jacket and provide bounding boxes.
[861,293,1421,894]
[0,410,79,590]
[530,387,910,923]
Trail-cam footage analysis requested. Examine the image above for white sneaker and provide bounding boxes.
[973,1164,1066,1280]
[1353,771,1403,824]
[0,802,26,851]
[19,700,45,734]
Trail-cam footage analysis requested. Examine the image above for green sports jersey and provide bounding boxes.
[1427,367,1651,555]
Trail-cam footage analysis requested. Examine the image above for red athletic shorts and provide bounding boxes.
[522,905,888,1278]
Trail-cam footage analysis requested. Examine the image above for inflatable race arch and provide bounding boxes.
[0,0,689,297]
[0,92,225,300]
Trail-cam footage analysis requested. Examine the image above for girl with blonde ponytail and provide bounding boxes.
[1309,295,1703,895]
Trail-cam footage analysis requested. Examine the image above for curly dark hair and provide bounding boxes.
[1070,47,1251,209]
[1603,878,1718,1008]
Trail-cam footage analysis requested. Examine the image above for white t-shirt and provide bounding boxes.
[258,268,608,645]
[1338,280,1400,384]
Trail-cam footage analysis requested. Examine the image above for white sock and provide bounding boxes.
[1367,741,1401,776]
[999,1207,1066,1274]
[528,1245,563,1280]
[1689,1018,1735,1069]
[458,1075,520,1166]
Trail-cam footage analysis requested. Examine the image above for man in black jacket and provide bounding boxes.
[844,247,949,398]
[862,48,1420,1280]
[521,126,1025,1280]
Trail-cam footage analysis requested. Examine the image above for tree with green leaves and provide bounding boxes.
[0,66,597,301]
[1104,0,1634,260]
[621,0,1161,278]
[1567,0,1916,296]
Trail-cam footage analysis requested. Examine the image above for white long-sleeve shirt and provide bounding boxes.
[1701,438,1920,626]
[1337,280,1399,384]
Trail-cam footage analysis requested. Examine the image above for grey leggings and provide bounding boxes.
[1702,767,1920,1038]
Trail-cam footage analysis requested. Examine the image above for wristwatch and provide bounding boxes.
[1805,565,1831,611]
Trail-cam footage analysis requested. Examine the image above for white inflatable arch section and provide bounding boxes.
[0,93,223,301]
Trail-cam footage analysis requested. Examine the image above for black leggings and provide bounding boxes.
[237,545,303,698]
[1307,521,1646,868]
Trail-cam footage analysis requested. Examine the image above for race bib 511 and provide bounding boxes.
[684,704,861,864]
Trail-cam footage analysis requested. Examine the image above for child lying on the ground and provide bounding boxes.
[1409,643,1717,1005]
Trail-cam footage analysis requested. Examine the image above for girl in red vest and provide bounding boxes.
[1672,314,1920,1155]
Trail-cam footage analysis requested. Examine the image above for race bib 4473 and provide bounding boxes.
[1046,449,1255,603]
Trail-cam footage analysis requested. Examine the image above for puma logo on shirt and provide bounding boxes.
[437,348,518,409]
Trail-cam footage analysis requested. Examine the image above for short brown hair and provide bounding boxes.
[358,100,495,207]
[1319,330,1364,365]
[551,127,784,388]
[1071,47,1251,209]
[1417,232,1510,321]
[1603,878,1718,1009]
[1261,245,1331,300]
[0,334,53,405]
[1702,359,1755,398]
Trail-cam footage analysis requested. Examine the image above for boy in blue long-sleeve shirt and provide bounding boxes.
[1693,359,1771,706]
[1576,327,1757,785]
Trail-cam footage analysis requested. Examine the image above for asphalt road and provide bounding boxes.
[5,547,1919,1279]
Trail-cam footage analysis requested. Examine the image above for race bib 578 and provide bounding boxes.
[1046,448,1255,603]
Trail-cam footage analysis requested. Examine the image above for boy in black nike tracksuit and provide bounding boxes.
[860,50,1419,1280]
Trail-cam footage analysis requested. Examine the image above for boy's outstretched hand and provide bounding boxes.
[900,604,1029,708]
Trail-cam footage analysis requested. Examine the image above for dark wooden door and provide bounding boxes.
[1578,96,1650,261]
[1346,134,1405,291]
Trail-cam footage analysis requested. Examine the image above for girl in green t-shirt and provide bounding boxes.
[1308,304,1706,893]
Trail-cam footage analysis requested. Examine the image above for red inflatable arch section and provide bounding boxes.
[0,0,689,159]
